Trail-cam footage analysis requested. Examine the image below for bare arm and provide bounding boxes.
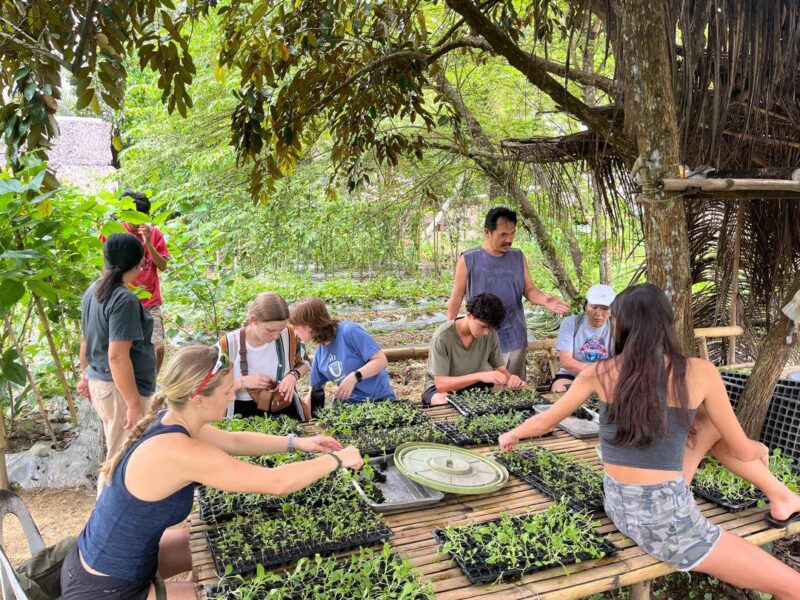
[195,426,342,456]
[79,335,88,372]
[145,240,168,270]
[558,350,590,374]
[447,256,467,320]
[108,340,141,410]
[434,372,489,393]
[522,255,569,313]
[500,367,596,449]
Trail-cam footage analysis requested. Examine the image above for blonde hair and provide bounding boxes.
[246,292,289,324]
[99,345,231,478]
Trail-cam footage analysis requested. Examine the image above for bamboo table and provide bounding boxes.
[189,404,800,599]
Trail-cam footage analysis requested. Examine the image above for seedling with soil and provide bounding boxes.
[494,446,604,512]
[434,499,616,584]
[448,387,542,416]
[436,411,531,446]
[213,414,302,436]
[206,543,433,599]
[317,399,429,437]
[338,421,453,456]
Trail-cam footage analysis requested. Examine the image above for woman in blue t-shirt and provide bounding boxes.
[290,297,396,408]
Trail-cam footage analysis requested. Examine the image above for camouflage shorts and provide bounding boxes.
[603,474,722,571]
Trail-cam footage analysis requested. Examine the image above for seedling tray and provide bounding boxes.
[433,514,617,584]
[316,399,430,435]
[434,412,541,447]
[532,403,599,439]
[448,391,541,417]
[340,422,452,457]
[494,448,605,513]
[206,519,394,577]
[196,486,285,524]
[691,484,761,512]
[352,455,444,512]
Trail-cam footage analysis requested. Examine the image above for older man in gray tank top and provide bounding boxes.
[447,207,569,380]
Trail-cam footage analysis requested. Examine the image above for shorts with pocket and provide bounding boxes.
[603,473,722,571]
[146,305,165,347]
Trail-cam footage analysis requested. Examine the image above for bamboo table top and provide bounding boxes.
[189,403,800,599]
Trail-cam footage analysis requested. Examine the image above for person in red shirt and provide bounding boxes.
[107,191,169,369]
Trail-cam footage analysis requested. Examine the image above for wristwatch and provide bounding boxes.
[354,370,363,382]
[286,433,296,454]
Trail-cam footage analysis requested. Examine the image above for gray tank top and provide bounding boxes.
[599,399,696,471]
[463,246,527,353]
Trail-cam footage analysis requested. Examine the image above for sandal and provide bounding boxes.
[764,510,800,528]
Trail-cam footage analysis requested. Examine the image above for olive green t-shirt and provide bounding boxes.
[423,318,504,390]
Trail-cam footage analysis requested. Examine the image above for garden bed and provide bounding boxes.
[434,411,532,447]
[205,543,433,599]
[448,388,542,417]
[316,399,429,437]
[494,446,605,512]
[205,494,393,577]
[433,500,617,584]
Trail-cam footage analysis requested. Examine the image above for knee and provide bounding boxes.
[430,393,449,406]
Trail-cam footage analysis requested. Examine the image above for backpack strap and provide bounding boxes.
[219,333,228,356]
[238,327,249,376]
[287,324,299,368]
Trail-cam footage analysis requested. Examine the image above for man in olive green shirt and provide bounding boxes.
[422,293,526,406]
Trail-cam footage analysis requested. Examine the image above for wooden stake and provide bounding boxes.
[659,178,800,193]
[729,203,744,364]
[630,580,651,600]
[33,295,78,424]
[3,313,58,445]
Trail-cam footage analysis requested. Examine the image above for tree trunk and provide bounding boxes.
[0,412,8,489]
[33,294,78,424]
[617,0,694,352]
[3,313,58,445]
[736,271,800,438]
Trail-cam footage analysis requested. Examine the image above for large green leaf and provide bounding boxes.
[0,280,25,310]
[0,250,45,260]
[1,349,26,386]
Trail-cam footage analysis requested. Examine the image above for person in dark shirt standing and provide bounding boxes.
[447,206,569,381]
[79,233,156,493]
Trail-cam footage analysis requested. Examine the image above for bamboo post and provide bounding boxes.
[629,581,651,600]
[0,412,8,489]
[33,295,78,424]
[658,177,800,193]
[697,337,710,360]
[3,313,58,445]
[728,203,744,364]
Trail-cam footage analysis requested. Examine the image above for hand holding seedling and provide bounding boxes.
[505,374,526,389]
[498,430,520,452]
[479,370,507,386]
[335,372,358,401]
[295,435,343,453]
[333,446,365,470]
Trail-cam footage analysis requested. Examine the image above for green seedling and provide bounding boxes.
[213,414,302,436]
[317,399,429,437]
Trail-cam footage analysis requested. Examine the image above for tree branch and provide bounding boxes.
[444,0,635,161]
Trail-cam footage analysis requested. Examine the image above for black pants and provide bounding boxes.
[61,545,151,600]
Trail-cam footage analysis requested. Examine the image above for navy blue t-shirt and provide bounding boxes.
[310,321,395,402]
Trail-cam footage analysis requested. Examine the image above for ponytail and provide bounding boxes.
[97,233,144,303]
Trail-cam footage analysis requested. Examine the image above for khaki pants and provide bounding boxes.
[88,379,151,494]
[502,347,527,381]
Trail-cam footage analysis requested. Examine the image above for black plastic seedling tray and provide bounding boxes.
[196,487,285,524]
[691,484,762,512]
[447,393,541,417]
[493,453,605,513]
[434,413,544,448]
[317,399,431,432]
[205,522,394,578]
[432,517,617,584]
[343,423,453,457]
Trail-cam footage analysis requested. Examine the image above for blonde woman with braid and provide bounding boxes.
[61,344,362,600]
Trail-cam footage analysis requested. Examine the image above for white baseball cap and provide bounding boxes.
[586,284,616,307]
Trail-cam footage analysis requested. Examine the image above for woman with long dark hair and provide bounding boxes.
[499,284,800,598]
[79,233,156,491]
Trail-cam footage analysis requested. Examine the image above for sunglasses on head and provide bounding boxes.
[191,343,230,398]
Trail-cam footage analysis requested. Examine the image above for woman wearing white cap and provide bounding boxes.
[551,284,616,392]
